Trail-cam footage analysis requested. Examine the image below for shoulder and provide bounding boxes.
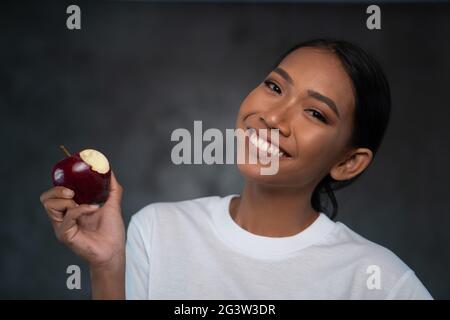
[127,194,231,237]
[325,221,432,299]
[130,194,225,223]
[328,222,409,271]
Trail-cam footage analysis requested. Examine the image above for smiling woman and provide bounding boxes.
[254,38,392,220]
[40,38,432,300]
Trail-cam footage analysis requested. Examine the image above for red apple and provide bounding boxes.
[52,146,111,204]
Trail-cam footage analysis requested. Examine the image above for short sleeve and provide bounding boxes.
[386,270,433,300]
[125,215,151,299]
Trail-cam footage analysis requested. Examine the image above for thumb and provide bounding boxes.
[105,170,123,209]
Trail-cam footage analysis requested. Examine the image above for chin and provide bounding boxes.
[237,162,285,184]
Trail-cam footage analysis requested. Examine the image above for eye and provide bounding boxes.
[305,108,328,124]
[263,80,282,95]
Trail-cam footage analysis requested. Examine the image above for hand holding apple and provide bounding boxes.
[40,169,125,298]
[52,145,111,204]
[43,148,124,298]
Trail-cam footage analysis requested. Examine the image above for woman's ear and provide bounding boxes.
[329,148,373,181]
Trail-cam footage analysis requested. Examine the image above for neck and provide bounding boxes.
[230,180,319,237]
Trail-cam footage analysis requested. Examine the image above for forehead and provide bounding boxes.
[278,47,355,117]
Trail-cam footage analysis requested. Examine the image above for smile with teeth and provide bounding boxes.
[246,128,290,158]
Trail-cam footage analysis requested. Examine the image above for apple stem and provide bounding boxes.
[59,145,71,157]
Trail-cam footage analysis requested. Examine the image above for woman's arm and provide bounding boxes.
[40,171,126,300]
[90,253,125,300]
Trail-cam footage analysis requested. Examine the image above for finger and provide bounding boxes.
[48,208,64,223]
[104,170,123,209]
[40,186,74,203]
[43,198,79,222]
[56,204,100,244]
[78,210,101,231]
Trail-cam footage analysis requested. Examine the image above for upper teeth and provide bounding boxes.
[247,128,285,157]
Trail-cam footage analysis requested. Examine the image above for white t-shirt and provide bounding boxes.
[125,194,432,300]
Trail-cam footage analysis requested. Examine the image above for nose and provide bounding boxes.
[259,108,291,137]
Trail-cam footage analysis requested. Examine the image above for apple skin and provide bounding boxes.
[51,152,111,204]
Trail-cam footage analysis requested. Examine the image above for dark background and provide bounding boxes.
[1,1,449,299]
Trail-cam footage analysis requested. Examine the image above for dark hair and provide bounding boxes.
[272,38,391,220]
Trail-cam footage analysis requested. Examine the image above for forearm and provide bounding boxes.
[89,254,125,300]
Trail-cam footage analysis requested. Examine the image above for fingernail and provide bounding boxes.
[89,204,100,209]
[64,189,74,197]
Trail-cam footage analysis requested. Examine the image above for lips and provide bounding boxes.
[245,127,292,158]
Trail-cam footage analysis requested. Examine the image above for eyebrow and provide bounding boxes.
[307,90,341,120]
[273,67,341,120]
[274,67,294,85]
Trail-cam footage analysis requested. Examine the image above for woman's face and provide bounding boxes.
[236,47,357,189]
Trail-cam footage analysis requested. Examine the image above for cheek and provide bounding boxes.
[235,93,253,127]
[294,124,341,171]
[237,87,270,117]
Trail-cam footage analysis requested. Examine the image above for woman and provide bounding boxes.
[40,39,432,299]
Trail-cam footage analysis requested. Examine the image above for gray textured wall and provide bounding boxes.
[1,1,449,299]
